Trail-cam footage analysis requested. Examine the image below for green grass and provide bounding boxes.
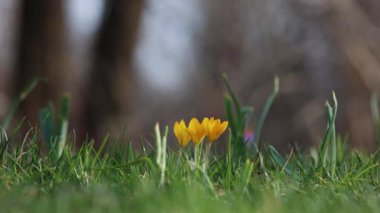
[0,130,379,213]
[1,77,380,212]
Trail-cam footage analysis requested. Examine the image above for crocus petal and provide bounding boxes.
[174,120,191,147]
[202,117,210,131]
[188,118,206,144]
[206,119,229,142]
[220,121,228,133]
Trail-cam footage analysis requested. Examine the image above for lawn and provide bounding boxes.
[0,76,380,212]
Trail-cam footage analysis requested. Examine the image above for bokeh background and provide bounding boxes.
[0,0,380,151]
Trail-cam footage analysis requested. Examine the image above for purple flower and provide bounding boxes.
[244,129,255,145]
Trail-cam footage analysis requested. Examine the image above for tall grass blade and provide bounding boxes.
[38,95,70,161]
[2,77,40,130]
[56,95,70,160]
[39,103,55,151]
[240,107,254,133]
[155,123,162,166]
[226,129,233,190]
[224,95,246,158]
[330,93,338,177]
[254,77,279,150]
[268,145,291,175]
[319,92,338,176]
[238,159,254,193]
[154,123,167,186]
[224,95,237,137]
[222,73,241,117]
[319,103,332,168]
[371,93,380,147]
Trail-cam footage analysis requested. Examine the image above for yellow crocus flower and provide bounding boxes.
[202,117,228,142]
[187,118,206,144]
[173,120,191,147]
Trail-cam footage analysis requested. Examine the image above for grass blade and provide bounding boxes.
[371,93,380,147]
[226,129,233,190]
[2,77,41,130]
[56,95,70,160]
[224,95,237,137]
[222,73,241,117]
[39,103,55,151]
[319,92,338,175]
[330,93,338,178]
[238,159,254,193]
[268,145,292,175]
[254,77,279,150]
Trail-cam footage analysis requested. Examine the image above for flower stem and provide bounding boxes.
[194,143,201,166]
[204,142,212,168]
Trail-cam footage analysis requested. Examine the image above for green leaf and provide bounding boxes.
[39,103,55,151]
[237,159,254,193]
[268,145,291,174]
[330,92,338,177]
[319,92,338,175]
[239,107,254,132]
[38,95,70,162]
[3,77,41,130]
[224,95,237,138]
[371,93,380,147]
[226,129,233,190]
[222,73,241,118]
[56,95,70,160]
[254,77,279,150]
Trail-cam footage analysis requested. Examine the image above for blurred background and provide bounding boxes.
[0,0,380,151]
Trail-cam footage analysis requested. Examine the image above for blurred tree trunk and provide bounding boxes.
[13,0,69,124]
[0,1,19,119]
[85,0,145,138]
